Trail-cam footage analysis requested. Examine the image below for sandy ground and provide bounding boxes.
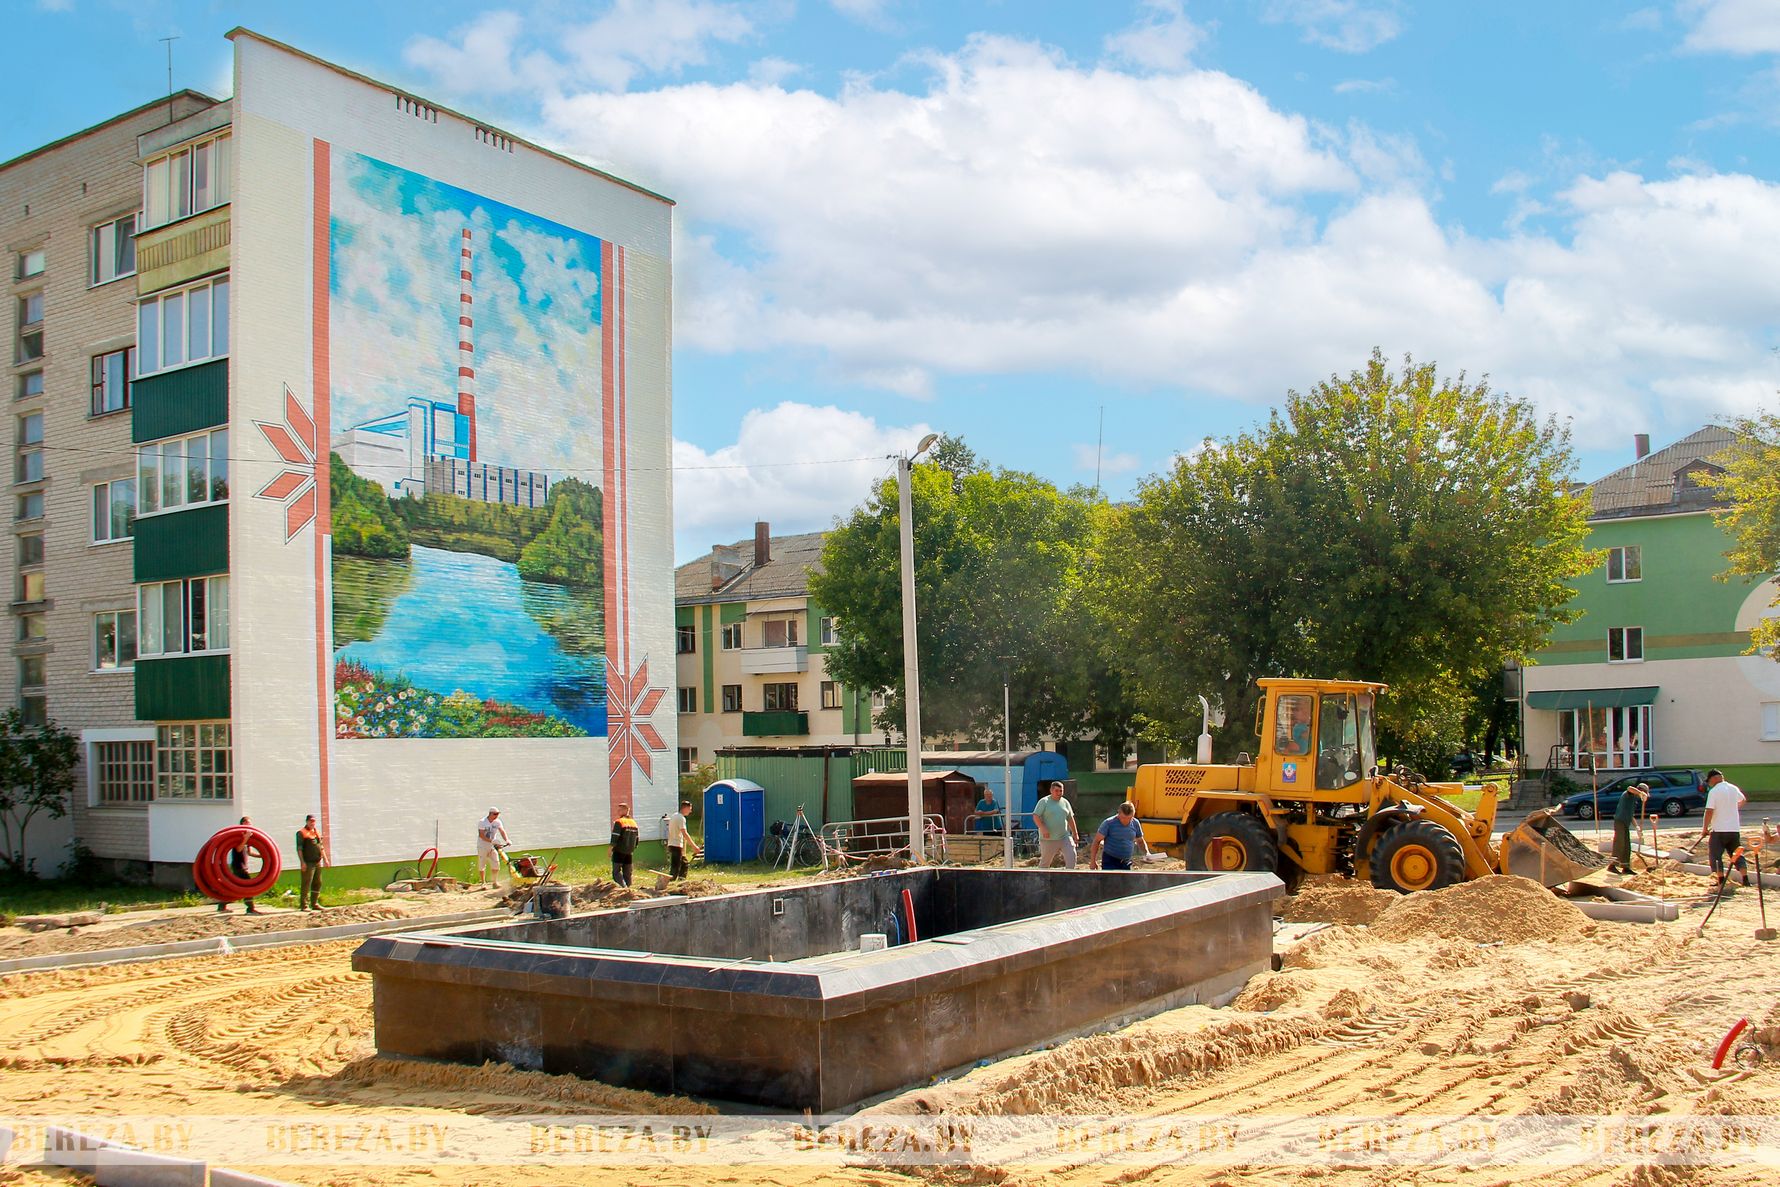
[3,865,1780,1186]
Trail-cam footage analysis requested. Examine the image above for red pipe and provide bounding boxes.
[901,887,918,943]
[194,826,283,902]
[418,847,439,880]
[1712,1018,1750,1070]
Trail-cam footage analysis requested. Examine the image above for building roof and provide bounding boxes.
[675,530,830,606]
[1584,425,1738,519]
[0,91,219,173]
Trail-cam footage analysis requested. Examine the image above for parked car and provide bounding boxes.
[1557,769,1707,820]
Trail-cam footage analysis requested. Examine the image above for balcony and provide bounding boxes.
[136,206,231,296]
[742,710,809,737]
[739,645,808,675]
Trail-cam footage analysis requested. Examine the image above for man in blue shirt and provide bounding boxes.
[1088,802,1151,871]
[973,787,1003,833]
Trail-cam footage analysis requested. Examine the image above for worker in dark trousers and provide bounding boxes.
[610,804,640,887]
[1610,783,1649,874]
[665,801,701,879]
[217,815,261,914]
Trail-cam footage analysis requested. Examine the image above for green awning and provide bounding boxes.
[1526,687,1659,711]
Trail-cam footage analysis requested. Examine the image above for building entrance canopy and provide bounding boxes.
[1526,687,1659,711]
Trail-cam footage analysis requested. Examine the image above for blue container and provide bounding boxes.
[922,751,1071,818]
[702,779,766,864]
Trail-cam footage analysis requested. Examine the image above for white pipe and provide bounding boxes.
[1574,900,1677,923]
[1196,695,1213,765]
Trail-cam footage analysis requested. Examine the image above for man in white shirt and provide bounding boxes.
[1700,770,1749,889]
[476,808,510,886]
[666,800,702,879]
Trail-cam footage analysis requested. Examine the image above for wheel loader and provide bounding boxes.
[1129,678,1605,892]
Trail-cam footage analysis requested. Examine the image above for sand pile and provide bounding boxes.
[1619,867,1715,897]
[1279,879,1396,925]
[318,1055,715,1116]
[672,878,729,898]
[0,902,416,958]
[568,880,645,908]
[1369,875,1589,943]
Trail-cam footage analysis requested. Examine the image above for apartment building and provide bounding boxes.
[1523,427,1780,790]
[4,31,675,879]
[674,525,889,772]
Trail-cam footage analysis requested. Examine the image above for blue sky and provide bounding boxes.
[9,1,1780,559]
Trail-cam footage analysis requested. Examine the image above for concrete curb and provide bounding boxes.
[44,1126,205,1187]
[209,1169,300,1187]
[0,909,507,976]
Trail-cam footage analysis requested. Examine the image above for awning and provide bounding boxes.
[1526,687,1658,711]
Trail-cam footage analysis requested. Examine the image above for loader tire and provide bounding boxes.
[1369,820,1465,893]
[1185,812,1279,873]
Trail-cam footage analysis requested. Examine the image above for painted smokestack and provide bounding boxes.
[1634,433,1650,460]
[458,228,479,464]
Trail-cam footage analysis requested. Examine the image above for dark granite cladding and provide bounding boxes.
[354,868,1281,1113]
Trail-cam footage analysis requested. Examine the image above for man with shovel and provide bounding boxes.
[1610,782,1649,875]
[1701,770,1750,890]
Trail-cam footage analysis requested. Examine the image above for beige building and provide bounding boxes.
[674,525,889,772]
[3,91,220,873]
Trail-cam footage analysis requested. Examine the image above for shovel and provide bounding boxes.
[1756,843,1776,941]
[1699,847,1743,935]
[1667,833,1706,865]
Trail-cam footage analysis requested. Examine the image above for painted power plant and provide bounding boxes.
[326,153,608,740]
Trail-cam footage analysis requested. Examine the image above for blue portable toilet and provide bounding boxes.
[702,778,766,864]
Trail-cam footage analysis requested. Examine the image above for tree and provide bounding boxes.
[811,458,1125,746]
[0,710,79,878]
[1706,411,1780,657]
[1091,350,1596,769]
[517,479,604,587]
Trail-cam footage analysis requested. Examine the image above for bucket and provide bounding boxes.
[859,933,888,952]
[535,885,572,920]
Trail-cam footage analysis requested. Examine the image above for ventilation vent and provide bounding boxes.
[474,126,515,153]
[393,93,438,122]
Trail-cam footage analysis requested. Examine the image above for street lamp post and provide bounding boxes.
[898,433,939,863]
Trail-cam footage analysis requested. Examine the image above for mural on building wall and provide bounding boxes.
[327,152,607,739]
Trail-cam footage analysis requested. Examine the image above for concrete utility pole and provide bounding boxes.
[898,433,939,862]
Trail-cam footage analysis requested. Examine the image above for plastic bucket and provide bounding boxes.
[535,885,572,920]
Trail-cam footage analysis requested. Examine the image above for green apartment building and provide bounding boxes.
[1522,427,1780,791]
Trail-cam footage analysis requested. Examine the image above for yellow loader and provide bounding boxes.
[1130,678,1605,892]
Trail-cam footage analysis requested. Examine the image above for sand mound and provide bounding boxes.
[1279,880,1396,925]
[672,878,729,897]
[570,880,646,908]
[1618,868,1714,897]
[319,1056,714,1116]
[0,902,416,958]
[1369,875,1588,944]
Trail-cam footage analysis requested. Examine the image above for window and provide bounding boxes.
[820,616,839,646]
[1607,545,1642,583]
[95,610,137,671]
[16,372,42,402]
[721,623,743,650]
[16,249,44,280]
[16,411,41,485]
[1274,693,1314,757]
[136,276,228,376]
[1561,704,1651,771]
[676,624,696,654]
[17,614,45,642]
[137,427,228,513]
[17,533,41,566]
[764,682,799,711]
[142,132,230,230]
[821,680,841,710]
[19,695,45,727]
[1763,702,1780,743]
[18,654,44,690]
[678,686,697,713]
[18,571,43,602]
[1608,626,1644,663]
[721,684,742,712]
[155,722,232,800]
[678,747,699,776]
[92,479,135,543]
[16,492,41,520]
[763,618,799,648]
[15,450,41,484]
[90,213,137,285]
[871,691,887,711]
[95,739,155,804]
[16,292,43,364]
[137,575,229,656]
[91,348,132,416]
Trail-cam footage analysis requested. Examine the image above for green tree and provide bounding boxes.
[329,454,410,560]
[1705,411,1780,657]
[811,458,1125,744]
[1092,350,1595,767]
[0,710,79,878]
[517,479,605,587]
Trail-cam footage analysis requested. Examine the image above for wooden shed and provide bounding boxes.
[850,769,981,836]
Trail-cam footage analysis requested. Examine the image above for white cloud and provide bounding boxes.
[830,0,896,28]
[1679,0,1780,54]
[672,403,932,558]
[1105,0,1208,72]
[36,0,72,10]
[1333,77,1396,95]
[747,56,802,86]
[1262,0,1406,53]
[1620,6,1665,31]
[1072,442,1141,477]
[405,11,555,96]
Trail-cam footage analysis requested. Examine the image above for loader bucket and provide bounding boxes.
[1499,809,1610,887]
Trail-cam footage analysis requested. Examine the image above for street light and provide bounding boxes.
[899,433,940,862]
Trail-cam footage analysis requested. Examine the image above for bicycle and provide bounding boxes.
[758,805,823,868]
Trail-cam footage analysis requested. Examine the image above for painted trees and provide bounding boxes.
[1708,410,1780,657]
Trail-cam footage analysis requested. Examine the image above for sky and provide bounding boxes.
[8,0,1780,561]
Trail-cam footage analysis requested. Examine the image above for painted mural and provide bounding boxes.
[327,152,607,739]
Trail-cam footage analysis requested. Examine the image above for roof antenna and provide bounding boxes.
[159,35,180,124]
[1094,404,1104,495]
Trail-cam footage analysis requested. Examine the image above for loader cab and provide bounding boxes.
[1257,679,1380,799]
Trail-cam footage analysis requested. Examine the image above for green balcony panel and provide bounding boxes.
[133,359,229,443]
[742,710,809,737]
[136,653,230,720]
[134,503,228,583]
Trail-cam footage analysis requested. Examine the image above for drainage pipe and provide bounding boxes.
[1573,900,1678,923]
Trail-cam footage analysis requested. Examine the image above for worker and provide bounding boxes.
[296,814,327,911]
[1277,698,1311,756]
[477,808,510,887]
[1032,780,1079,869]
[973,787,1002,833]
[1701,769,1750,889]
[1087,801,1152,871]
[666,800,701,879]
[610,803,640,887]
[1609,782,1650,875]
[217,815,261,915]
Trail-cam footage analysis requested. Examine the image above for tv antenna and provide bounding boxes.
[158,35,180,123]
[1094,405,1104,494]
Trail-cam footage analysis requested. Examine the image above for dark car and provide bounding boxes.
[1558,769,1707,820]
